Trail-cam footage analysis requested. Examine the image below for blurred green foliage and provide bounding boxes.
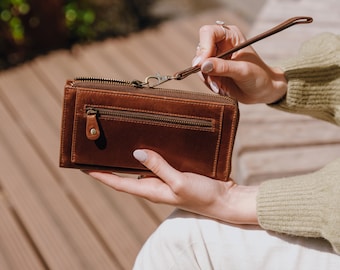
[64,2,96,40]
[0,0,160,69]
[0,0,29,43]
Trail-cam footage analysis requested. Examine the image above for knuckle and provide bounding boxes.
[218,62,230,74]
[199,25,212,35]
[145,154,163,175]
[170,175,187,194]
[229,26,246,43]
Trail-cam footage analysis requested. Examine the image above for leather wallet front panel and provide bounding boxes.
[71,88,224,178]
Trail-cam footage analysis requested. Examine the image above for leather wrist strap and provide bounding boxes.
[173,16,313,80]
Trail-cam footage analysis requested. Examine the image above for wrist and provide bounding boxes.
[268,67,287,104]
[216,182,259,225]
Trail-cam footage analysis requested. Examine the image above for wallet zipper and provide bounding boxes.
[74,77,145,88]
[85,106,214,140]
[72,77,237,104]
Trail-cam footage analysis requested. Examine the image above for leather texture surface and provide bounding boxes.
[60,80,239,181]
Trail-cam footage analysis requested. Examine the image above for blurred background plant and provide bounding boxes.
[0,0,257,70]
[0,0,161,70]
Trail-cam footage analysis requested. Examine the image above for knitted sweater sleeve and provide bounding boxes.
[257,33,340,254]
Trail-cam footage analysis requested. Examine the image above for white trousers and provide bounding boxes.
[134,209,340,270]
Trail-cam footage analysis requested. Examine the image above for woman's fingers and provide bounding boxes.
[133,149,185,187]
[192,23,249,95]
[86,149,198,205]
[87,170,177,204]
[194,24,246,60]
[197,24,228,55]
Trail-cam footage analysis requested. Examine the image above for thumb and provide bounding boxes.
[202,58,249,81]
[133,149,183,183]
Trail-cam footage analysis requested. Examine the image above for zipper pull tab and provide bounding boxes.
[86,108,100,140]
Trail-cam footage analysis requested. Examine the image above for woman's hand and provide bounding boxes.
[193,24,287,104]
[86,149,259,225]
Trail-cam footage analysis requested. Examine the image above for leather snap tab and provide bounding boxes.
[86,114,100,140]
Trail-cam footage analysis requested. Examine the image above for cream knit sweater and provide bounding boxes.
[257,33,340,254]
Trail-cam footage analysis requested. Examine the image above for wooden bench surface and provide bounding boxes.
[0,0,339,268]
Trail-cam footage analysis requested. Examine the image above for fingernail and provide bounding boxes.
[209,81,220,94]
[202,61,214,73]
[192,56,202,67]
[133,149,148,163]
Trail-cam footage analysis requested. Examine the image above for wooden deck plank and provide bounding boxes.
[0,252,11,270]
[0,194,44,270]
[31,50,93,96]
[136,198,174,222]
[0,69,170,269]
[69,39,136,80]
[248,0,339,63]
[60,171,166,269]
[0,71,121,269]
[0,108,90,269]
[237,144,340,185]
[236,112,340,151]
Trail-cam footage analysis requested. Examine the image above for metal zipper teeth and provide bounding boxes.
[74,77,145,87]
[73,77,237,104]
[86,107,213,129]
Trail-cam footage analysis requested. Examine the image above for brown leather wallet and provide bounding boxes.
[59,78,239,180]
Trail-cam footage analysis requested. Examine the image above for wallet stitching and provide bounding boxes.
[60,88,71,165]
[222,106,239,179]
[84,104,216,132]
[80,89,231,108]
[213,107,224,176]
[71,92,83,163]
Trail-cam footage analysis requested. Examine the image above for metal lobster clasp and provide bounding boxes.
[144,73,175,88]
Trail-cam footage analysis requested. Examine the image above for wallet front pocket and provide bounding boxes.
[71,91,224,177]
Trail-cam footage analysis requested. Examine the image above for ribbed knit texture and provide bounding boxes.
[270,33,340,125]
[258,33,340,254]
[258,159,340,254]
